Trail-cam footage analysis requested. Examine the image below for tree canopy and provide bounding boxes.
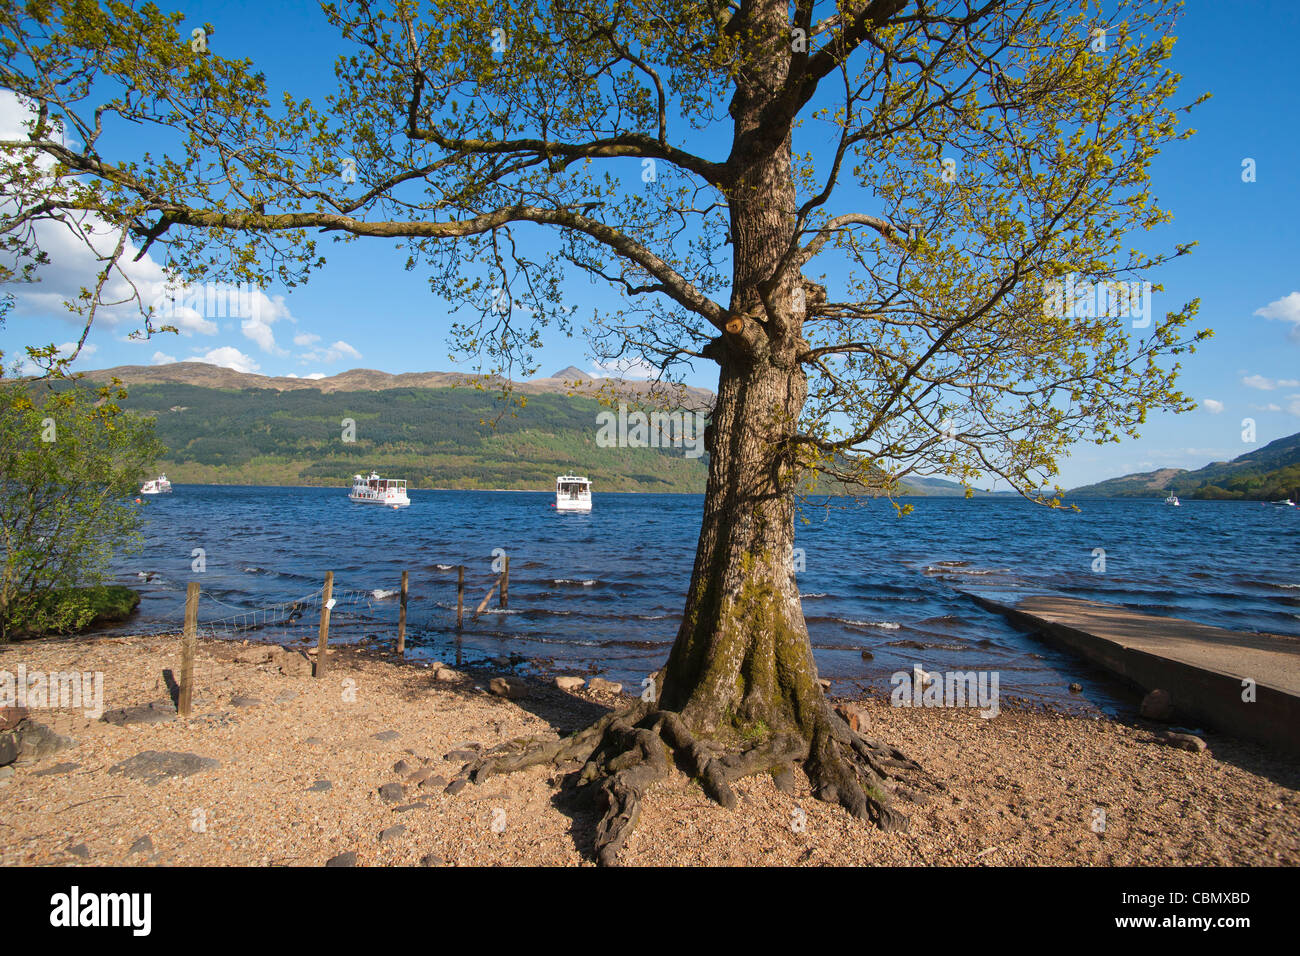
[1,0,1207,497]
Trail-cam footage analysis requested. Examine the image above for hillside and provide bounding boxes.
[87,361,715,408]
[901,476,1015,497]
[70,363,1016,495]
[81,371,711,493]
[1068,432,1300,501]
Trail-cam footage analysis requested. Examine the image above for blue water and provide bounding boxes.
[109,488,1300,713]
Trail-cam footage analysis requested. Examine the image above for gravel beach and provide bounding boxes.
[2,632,1297,866]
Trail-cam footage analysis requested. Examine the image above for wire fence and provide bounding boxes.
[123,566,501,649]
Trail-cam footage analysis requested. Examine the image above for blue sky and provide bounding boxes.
[2,0,1297,488]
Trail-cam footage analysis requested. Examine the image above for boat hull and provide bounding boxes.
[349,493,410,508]
[555,499,592,512]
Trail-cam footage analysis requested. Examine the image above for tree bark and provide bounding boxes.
[460,0,925,862]
[660,0,814,741]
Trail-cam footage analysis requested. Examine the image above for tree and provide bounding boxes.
[1,0,1208,860]
[0,378,164,640]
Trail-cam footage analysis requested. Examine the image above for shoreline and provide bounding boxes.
[2,631,1296,866]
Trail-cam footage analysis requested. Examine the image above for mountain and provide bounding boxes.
[76,364,712,492]
[70,363,1010,496]
[900,476,1015,497]
[1068,432,1300,501]
[86,362,712,408]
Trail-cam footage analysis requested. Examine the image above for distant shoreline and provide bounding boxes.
[143,482,1290,501]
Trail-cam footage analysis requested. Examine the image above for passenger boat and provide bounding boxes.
[1271,498,1296,507]
[1165,494,1180,506]
[555,475,592,512]
[140,475,172,494]
[349,471,410,508]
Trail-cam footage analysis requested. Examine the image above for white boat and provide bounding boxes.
[349,471,410,508]
[1271,498,1296,507]
[140,475,172,494]
[555,475,592,512]
[1165,494,1180,506]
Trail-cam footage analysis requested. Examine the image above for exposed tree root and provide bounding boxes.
[457,698,938,866]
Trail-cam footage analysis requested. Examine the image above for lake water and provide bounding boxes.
[108,487,1300,715]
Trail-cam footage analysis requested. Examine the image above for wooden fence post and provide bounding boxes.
[178,581,199,716]
[456,565,464,630]
[315,571,334,678]
[500,555,509,609]
[397,570,408,656]
[474,580,499,619]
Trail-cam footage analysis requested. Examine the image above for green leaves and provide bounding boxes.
[0,381,164,639]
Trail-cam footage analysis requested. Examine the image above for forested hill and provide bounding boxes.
[1068,431,1300,501]
[78,364,1019,495]
[88,373,711,492]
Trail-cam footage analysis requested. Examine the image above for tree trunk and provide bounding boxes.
[661,0,815,744]
[459,0,924,863]
[659,355,816,740]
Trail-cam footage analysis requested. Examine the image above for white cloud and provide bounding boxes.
[1250,403,1283,413]
[0,92,220,337]
[151,351,177,365]
[1241,374,1300,390]
[190,347,260,374]
[292,332,321,347]
[304,372,326,380]
[298,339,361,364]
[238,292,292,354]
[590,357,658,380]
[1288,395,1300,418]
[1254,292,1300,342]
[1201,399,1224,414]
[2,92,300,350]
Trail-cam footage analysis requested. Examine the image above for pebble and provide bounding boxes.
[101,703,176,726]
[325,851,357,867]
[419,853,444,867]
[405,767,435,786]
[1159,731,1208,753]
[307,780,333,792]
[67,843,90,859]
[230,696,262,708]
[445,778,467,795]
[588,677,623,695]
[1141,689,1175,721]
[373,730,400,742]
[31,761,80,777]
[379,825,407,842]
[109,750,220,785]
[378,782,406,803]
[489,676,529,699]
[555,676,585,692]
[128,835,154,856]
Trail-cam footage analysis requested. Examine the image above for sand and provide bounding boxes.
[1,632,1297,866]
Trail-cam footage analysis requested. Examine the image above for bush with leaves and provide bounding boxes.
[0,379,163,640]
